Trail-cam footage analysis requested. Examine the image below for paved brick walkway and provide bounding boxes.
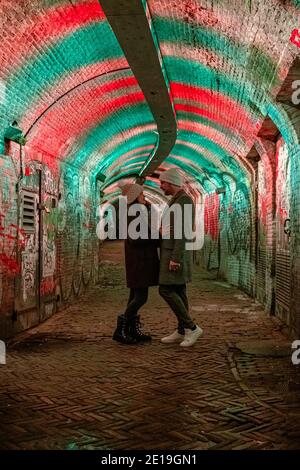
[0,241,299,450]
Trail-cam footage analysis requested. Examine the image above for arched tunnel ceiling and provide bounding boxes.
[0,0,300,199]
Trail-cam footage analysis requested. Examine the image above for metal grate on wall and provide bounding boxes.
[257,245,267,303]
[275,249,291,319]
[21,191,36,234]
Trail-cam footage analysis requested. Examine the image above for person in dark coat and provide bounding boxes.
[112,183,160,345]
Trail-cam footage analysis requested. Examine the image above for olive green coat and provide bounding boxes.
[159,190,194,285]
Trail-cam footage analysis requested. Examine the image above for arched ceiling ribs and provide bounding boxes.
[1,0,299,193]
[90,125,157,178]
[24,68,157,177]
[99,0,177,176]
[24,67,131,138]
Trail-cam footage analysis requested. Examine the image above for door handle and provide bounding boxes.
[37,203,50,214]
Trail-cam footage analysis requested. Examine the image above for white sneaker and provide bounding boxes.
[161,330,185,344]
[180,325,203,347]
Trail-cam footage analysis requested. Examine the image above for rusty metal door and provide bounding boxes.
[39,166,58,322]
[16,163,40,314]
[16,163,58,322]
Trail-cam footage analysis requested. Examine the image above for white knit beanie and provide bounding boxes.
[120,183,144,204]
[159,168,183,187]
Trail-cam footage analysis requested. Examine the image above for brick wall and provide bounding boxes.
[281,106,300,338]
[0,149,19,329]
[1,0,300,338]
[0,142,100,339]
[255,139,276,313]
[200,183,255,295]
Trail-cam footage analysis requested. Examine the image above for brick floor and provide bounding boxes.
[0,241,299,450]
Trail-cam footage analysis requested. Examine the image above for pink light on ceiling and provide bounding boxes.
[177,120,246,161]
[95,124,157,159]
[171,83,255,132]
[175,103,252,140]
[147,0,287,64]
[0,0,105,75]
[161,42,233,74]
[28,89,146,159]
[21,59,130,131]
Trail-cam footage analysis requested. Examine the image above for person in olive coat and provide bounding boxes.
[112,183,160,345]
[158,168,203,348]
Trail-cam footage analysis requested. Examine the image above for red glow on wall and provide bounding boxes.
[177,120,241,160]
[290,29,300,48]
[171,83,255,134]
[40,278,56,296]
[0,1,106,75]
[204,193,219,240]
[27,80,145,160]
[258,193,268,228]
[175,103,250,139]
[22,59,129,130]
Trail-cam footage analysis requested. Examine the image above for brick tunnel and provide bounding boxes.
[0,0,300,452]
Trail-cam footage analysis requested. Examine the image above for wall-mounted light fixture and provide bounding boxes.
[215,187,226,194]
[4,121,26,145]
[95,172,106,183]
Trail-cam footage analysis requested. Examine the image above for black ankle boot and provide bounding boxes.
[129,315,152,342]
[112,314,137,344]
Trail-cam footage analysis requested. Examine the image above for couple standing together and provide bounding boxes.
[112,168,203,348]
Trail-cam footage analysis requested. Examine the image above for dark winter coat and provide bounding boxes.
[159,189,195,285]
[124,203,160,288]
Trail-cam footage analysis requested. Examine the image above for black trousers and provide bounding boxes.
[159,284,195,332]
[124,287,149,318]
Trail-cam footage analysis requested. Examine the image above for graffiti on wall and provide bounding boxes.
[204,193,220,270]
[40,278,56,296]
[0,158,21,271]
[59,189,75,300]
[276,139,290,250]
[19,160,40,307]
[57,177,67,233]
[21,229,37,303]
[227,186,251,255]
[81,176,93,285]
[41,167,58,294]
[204,193,219,240]
[0,222,25,274]
[290,29,300,49]
[58,169,98,299]
[44,166,58,195]
[42,234,56,278]
[0,155,20,307]
[1,152,98,322]
[42,203,56,278]
[258,161,268,235]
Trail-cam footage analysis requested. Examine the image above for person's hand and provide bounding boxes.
[169,260,181,272]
